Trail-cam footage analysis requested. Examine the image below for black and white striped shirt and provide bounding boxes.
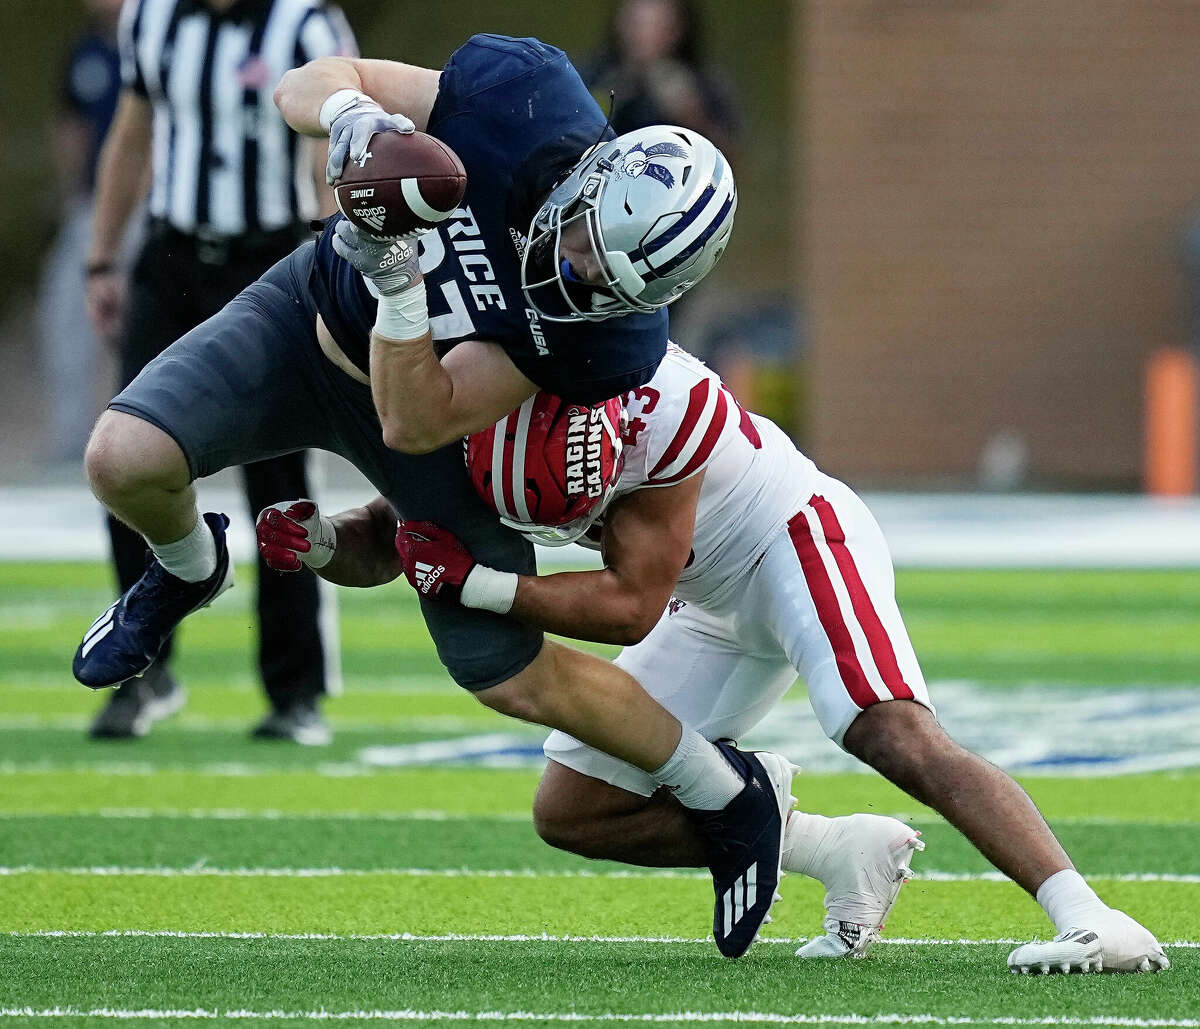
[118,0,356,236]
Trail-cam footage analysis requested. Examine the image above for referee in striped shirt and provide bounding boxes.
[84,0,356,742]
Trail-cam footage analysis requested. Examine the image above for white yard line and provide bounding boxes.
[0,808,530,823]
[0,865,703,880]
[0,760,383,778]
[0,715,494,733]
[8,929,1200,948]
[1,865,1198,883]
[916,871,1200,883]
[0,679,460,697]
[0,1007,1197,1026]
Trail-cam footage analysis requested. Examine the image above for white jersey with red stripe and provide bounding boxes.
[544,346,935,789]
[612,344,819,606]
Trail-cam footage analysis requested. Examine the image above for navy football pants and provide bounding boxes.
[110,241,543,691]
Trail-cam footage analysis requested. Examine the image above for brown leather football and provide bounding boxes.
[333,130,466,238]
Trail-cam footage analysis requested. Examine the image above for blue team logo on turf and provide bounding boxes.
[619,142,688,189]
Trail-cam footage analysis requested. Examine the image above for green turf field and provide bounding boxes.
[1,563,1197,1027]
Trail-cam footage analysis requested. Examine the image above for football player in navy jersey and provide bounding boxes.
[283,34,738,448]
[73,35,782,958]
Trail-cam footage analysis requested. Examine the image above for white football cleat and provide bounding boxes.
[1007,910,1170,974]
[790,813,923,959]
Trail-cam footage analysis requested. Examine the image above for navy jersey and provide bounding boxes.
[309,34,668,404]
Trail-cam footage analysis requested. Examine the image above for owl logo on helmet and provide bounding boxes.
[619,141,689,189]
[466,393,625,546]
[521,124,737,323]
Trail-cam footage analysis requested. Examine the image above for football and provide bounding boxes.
[333,130,466,238]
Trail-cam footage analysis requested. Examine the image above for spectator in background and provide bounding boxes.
[82,0,356,743]
[580,0,740,155]
[580,0,741,341]
[37,0,126,463]
[583,1,798,431]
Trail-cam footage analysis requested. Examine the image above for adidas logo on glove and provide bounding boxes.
[414,560,445,596]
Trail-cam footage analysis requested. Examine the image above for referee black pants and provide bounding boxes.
[108,225,325,710]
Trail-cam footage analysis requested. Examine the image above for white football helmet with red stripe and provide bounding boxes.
[467,393,625,546]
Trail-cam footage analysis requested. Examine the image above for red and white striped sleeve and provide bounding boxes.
[643,374,733,487]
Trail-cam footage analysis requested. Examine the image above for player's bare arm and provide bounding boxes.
[86,89,152,337]
[263,474,701,642]
[308,137,338,218]
[508,476,702,644]
[394,475,702,643]
[331,220,539,452]
[274,57,440,136]
[372,335,539,453]
[257,496,401,588]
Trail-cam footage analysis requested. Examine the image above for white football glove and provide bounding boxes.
[256,500,337,572]
[324,93,415,185]
[331,221,422,294]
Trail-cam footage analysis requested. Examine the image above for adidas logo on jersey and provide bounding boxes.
[413,560,445,595]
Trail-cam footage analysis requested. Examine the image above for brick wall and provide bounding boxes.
[803,0,1200,486]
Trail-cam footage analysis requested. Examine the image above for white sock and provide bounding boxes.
[651,730,744,810]
[150,515,217,583]
[1037,868,1108,933]
[781,810,836,878]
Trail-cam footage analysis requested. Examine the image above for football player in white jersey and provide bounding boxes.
[258,346,1169,974]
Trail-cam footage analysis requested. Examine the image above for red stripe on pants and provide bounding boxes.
[808,494,914,701]
[787,508,878,710]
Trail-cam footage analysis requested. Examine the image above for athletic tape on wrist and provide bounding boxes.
[319,89,375,132]
[460,565,518,614]
[302,516,337,570]
[373,282,429,342]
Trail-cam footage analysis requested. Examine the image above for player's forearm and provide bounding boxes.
[370,332,462,454]
[316,499,401,588]
[309,138,337,216]
[509,569,665,647]
[89,96,151,264]
[274,57,363,137]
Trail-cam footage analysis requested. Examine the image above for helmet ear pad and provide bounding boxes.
[603,249,647,300]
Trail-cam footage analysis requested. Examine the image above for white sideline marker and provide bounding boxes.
[2,865,1199,884]
[9,929,1200,948]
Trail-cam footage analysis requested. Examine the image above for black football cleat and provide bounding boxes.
[686,742,795,958]
[251,701,332,746]
[88,665,186,739]
[73,513,233,689]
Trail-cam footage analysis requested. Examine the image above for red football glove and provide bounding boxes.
[256,500,336,571]
[395,520,477,602]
